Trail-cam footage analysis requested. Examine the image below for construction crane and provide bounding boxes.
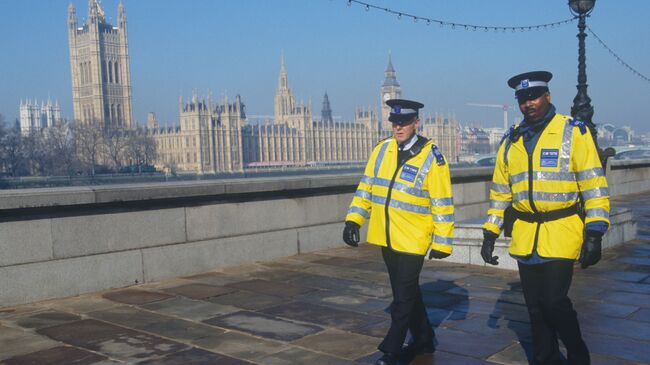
[467,103,515,130]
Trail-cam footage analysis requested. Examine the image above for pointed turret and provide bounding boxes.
[321,91,333,125]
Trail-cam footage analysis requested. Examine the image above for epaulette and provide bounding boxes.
[500,124,520,145]
[374,136,392,147]
[569,118,587,135]
[431,144,446,166]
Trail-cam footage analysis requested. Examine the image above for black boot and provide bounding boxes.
[376,352,400,365]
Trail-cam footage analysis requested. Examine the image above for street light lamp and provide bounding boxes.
[568,0,615,166]
[568,0,595,126]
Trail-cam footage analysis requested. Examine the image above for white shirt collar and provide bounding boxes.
[398,134,418,151]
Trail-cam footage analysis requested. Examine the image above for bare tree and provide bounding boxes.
[1,127,27,176]
[46,121,78,177]
[21,130,48,176]
[104,127,129,171]
[74,121,105,177]
[125,129,157,173]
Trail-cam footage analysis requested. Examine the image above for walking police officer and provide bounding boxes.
[481,71,610,365]
[343,99,454,365]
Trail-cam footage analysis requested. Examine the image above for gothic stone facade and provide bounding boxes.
[68,0,133,129]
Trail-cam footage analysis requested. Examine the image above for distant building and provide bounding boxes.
[67,0,133,128]
[148,57,379,173]
[321,92,333,125]
[19,99,62,135]
[380,54,402,130]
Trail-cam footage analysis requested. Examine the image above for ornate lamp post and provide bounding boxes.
[568,0,615,166]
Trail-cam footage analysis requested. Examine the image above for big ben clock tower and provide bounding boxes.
[380,54,401,130]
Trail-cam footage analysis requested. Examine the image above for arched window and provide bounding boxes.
[117,104,122,126]
[114,61,119,84]
[108,61,113,83]
[102,60,107,82]
[111,104,115,126]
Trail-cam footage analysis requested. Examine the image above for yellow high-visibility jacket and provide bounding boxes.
[346,137,454,255]
[483,113,610,259]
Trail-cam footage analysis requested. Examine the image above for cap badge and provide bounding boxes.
[520,79,530,89]
[392,105,401,114]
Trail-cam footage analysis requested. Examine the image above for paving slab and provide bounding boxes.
[162,283,235,299]
[136,347,254,365]
[629,307,650,322]
[8,310,81,330]
[142,296,240,321]
[0,325,60,361]
[42,295,118,314]
[258,346,357,365]
[2,346,114,365]
[446,314,532,344]
[181,271,242,286]
[203,310,323,341]
[295,289,389,314]
[291,329,377,360]
[261,301,385,331]
[225,279,316,297]
[205,290,291,310]
[191,330,288,360]
[433,327,515,359]
[36,319,188,363]
[101,289,173,305]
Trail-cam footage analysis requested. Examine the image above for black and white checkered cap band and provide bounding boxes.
[515,80,548,91]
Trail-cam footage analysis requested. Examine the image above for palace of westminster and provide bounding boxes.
[60,0,459,173]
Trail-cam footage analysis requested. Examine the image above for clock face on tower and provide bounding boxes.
[383,93,390,102]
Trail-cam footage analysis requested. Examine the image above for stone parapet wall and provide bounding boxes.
[0,162,648,306]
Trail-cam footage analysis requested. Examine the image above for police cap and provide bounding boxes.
[507,71,552,102]
[386,99,424,124]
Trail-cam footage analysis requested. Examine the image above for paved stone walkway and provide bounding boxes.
[1,193,649,365]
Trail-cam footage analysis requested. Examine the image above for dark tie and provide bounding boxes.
[398,143,406,151]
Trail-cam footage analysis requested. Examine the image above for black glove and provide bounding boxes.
[342,221,360,247]
[428,249,450,260]
[580,230,603,269]
[481,229,499,265]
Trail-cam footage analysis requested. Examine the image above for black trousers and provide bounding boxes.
[518,261,590,365]
[379,247,433,354]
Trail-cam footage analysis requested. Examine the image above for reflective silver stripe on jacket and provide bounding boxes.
[586,207,609,218]
[432,214,455,222]
[582,187,609,200]
[576,167,605,181]
[374,141,390,177]
[355,190,371,200]
[371,195,430,215]
[560,120,574,170]
[432,234,453,245]
[360,175,374,185]
[487,214,504,227]
[414,147,436,189]
[347,206,369,219]
[510,171,577,184]
[490,200,511,210]
[372,177,429,198]
[491,183,511,193]
[431,197,453,206]
[513,190,579,203]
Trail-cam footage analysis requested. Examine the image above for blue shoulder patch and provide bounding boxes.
[569,118,587,135]
[431,144,445,166]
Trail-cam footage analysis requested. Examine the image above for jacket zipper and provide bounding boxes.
[527,151,541,256]
[384,156,413,250]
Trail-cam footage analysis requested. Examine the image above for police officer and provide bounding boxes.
[481,71,610,365]
[343,99,454,365]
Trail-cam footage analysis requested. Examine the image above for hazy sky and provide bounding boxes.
[1,0,649,131]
